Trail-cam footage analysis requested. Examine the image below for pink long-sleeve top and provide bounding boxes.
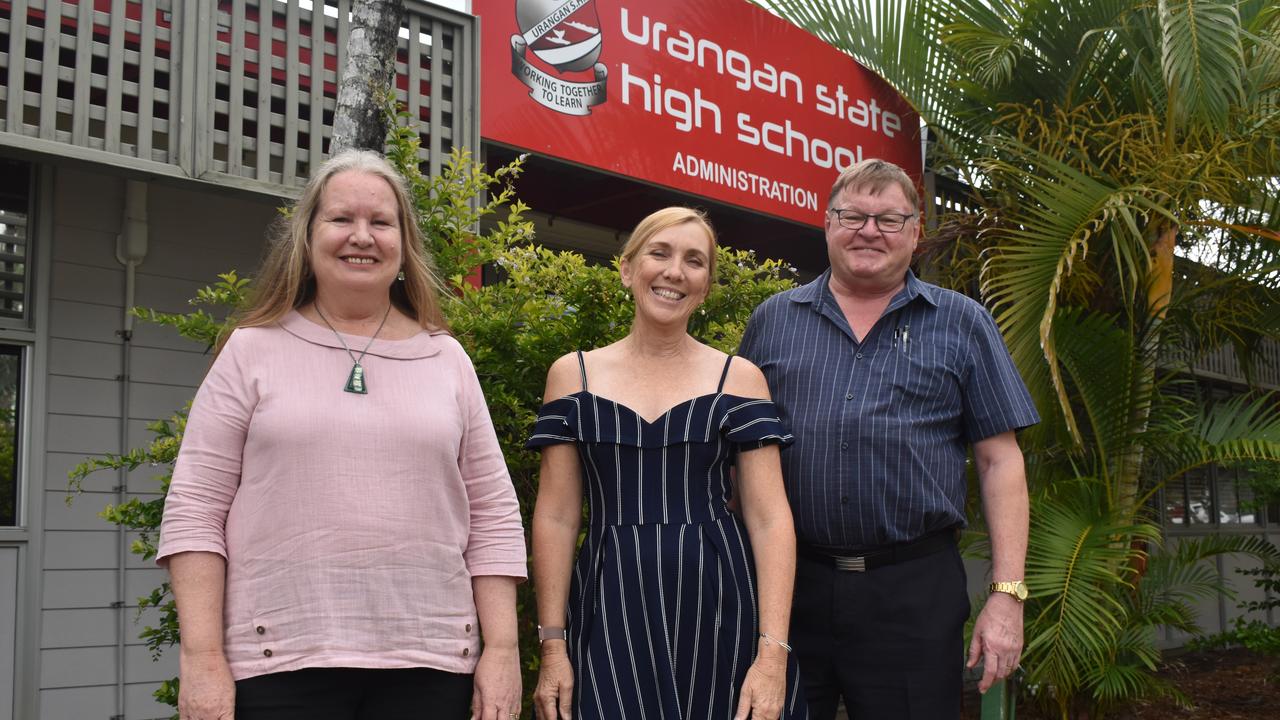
[157,310,527,681]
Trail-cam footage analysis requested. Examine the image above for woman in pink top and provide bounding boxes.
[157,150,527,720]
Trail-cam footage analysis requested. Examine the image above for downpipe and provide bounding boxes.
[113,180,149,719]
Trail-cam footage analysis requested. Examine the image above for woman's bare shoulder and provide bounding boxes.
[544,351,586,402]
[721,354,771,400]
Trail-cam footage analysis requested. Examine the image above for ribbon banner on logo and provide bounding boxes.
[510,36,607,116]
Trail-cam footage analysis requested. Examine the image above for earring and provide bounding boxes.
[397,270,406,281]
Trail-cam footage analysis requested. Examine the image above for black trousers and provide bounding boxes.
[791,540,971,720]
[234,666,473,720]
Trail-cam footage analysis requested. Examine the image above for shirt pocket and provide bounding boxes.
[888,347,958,412]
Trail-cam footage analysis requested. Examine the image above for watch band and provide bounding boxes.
[537,625,568,642]
[989,580,1028,602]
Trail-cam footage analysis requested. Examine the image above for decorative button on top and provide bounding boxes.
[255,626,265,635]
[462,647,470,657]
[263,649,273,657]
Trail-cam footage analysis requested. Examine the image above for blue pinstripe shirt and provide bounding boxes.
[739,269,1039,548]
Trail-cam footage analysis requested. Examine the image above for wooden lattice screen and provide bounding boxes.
[0,0,476,194]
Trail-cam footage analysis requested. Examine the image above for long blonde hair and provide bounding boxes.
[220,150,449,353]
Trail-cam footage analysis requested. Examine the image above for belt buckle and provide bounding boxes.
[834,555,867,572]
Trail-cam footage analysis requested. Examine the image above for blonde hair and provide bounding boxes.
[220,150,448,353]
[619,207,718,280]
[828,158,920,209]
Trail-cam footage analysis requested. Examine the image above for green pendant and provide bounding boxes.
[344,363,367,394]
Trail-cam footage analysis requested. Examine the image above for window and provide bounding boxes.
[1163,378,1280,530]
[0,346,18,526]
[1166,466,1213,526]
[0,158,30,326]
[0,158,30,525]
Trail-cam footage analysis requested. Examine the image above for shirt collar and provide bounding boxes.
[901,269,941,307]
[790,268,941,312]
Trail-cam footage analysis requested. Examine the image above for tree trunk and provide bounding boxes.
[331,0,405,154]
[1115,223,1179,514]
[1146,225,1177,322]
[1116,221,1180,598]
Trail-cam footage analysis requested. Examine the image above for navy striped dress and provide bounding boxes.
[527,354,808,719]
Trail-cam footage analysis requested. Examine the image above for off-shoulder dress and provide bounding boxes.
[527,352,808,719]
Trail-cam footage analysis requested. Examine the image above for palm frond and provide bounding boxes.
[1158,0,1246,126]
[941,24,1022,90]
[762,0,979,160]
[1240,0,1280,103]
[977,140,1168,444]
[1135,534,1280,639]
[1085,658,1187,709]
[1022,479,1159,691]
[1052,306,1153,484]
[1161,392,1280,481]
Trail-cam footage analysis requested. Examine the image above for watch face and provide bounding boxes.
[992,581,1028,601]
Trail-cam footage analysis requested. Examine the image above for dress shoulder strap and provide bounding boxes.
[576,350,589,392]
[716,354,735,393]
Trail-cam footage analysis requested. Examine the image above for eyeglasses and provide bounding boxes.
[828,208,917,233]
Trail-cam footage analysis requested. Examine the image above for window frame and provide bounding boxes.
[0,160,35,528]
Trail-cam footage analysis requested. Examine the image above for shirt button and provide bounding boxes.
[462,647,470,657]
[845,393,853,401]
[255,626,265,635]
[855,352,863,359]
[841,496,850,504]
[840,441,849,450]
[263,649,273,657]
[465,623,472,633]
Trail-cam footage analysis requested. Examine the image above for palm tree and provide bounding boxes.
[766,1,1280,716]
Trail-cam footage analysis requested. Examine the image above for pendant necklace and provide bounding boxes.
[313,303,391,395]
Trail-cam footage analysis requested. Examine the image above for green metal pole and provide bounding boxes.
[980,679,1016,720]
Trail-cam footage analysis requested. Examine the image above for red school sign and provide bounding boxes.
[473,0,922,228]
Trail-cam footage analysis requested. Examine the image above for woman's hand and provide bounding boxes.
[734,653,787,720]
[472,644,522,720]
[177,649,235,720]
[533,642,574,720]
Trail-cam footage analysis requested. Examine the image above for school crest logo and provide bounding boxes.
[510,0,608,115]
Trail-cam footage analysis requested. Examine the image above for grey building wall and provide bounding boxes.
[27,160,278,719]
[1157,530,1280,649]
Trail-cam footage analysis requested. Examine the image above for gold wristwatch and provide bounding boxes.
[989,580,1029,602]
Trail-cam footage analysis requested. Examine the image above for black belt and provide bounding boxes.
[798,528,958,572]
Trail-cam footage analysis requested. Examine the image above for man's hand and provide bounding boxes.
[966,592,1023,693]
[177,649,235,720]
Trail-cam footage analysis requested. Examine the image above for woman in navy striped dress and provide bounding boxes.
[528,207,807,720]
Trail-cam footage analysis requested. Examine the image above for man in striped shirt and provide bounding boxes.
[739,159,1039,719]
